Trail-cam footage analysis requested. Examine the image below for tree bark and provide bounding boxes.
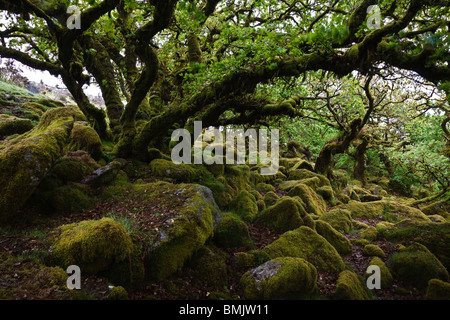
[315,118,362,179]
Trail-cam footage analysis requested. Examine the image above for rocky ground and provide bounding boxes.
[1,80,450,301]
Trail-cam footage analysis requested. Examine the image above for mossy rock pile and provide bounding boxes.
[240,257,318,300]
[0,107,80,221]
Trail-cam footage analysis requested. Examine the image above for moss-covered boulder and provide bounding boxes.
[52,218,138,278]
[144,183,222,281]
[213,212,253,248]
[319,208,353,233]
[389,243,449,288]
[256,182,275,193]
[287,183,326,216]
[240,257,317,300]
[314,220,352,255]
[343,199,431,223]
[359,226,378,241]
[107,286,129,300]
[256,196,314,232]
[333,270,370,300]
[38,182,95,213]
[367,257,393,289]
[229,190,258,222]
[425,279,450,300]
[0,107,78,221]
[68,122,103,160]
[0,114,34,136]
[288,169,330,186]
[259,226,345,273]
[262,191,279,207]
[33,151,99,192]
[363,244,386,258]
[188,246,229,288]
[317,185,334,200]
[81,159,126,188]
[150,158,211,183]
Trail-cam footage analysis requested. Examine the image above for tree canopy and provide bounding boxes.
[0,0,449,185]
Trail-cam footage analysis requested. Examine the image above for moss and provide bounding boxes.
[0,252,73,300]
[333,270,370,300]
[363,244,386,258]
[104,243,145,288]
[288,169,330,187]
[359,226,378,241]
[287,183,326,216]
[263,191,279,207]
[68,122,103,160]
[52,218,134,275]
[213,212,253,248]
[379,221,450,269]
[343,199,431,223]
[36,98,66,109]
[256,182,275,193]
[0,114,34,136]
[317,185,334,200]
[250,189,263,201]
[107,286,129,300]
[351,238,370,246]
[189,246,228,288]
[256,196,314,232]
[150,158,208,183]
[256,199,266,212]
[36,151,99,191]
[314,220,352,255]
[319,208,353,233]
[21,101,47,114]
[291,160,314,172]
[230,190,258,222]
[260,226,345,273]
[0,107,76,220]
[367,257,393,289]
[240,257,318,300]
[421,202,448,217]
[425,279,450,300]
[389,243,449,288]
[39,182,95,213]
[278,180,303,191]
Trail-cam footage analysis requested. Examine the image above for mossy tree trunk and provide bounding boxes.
[81,35,124,133]
[315,118,362,179]
[352,134,371,186]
